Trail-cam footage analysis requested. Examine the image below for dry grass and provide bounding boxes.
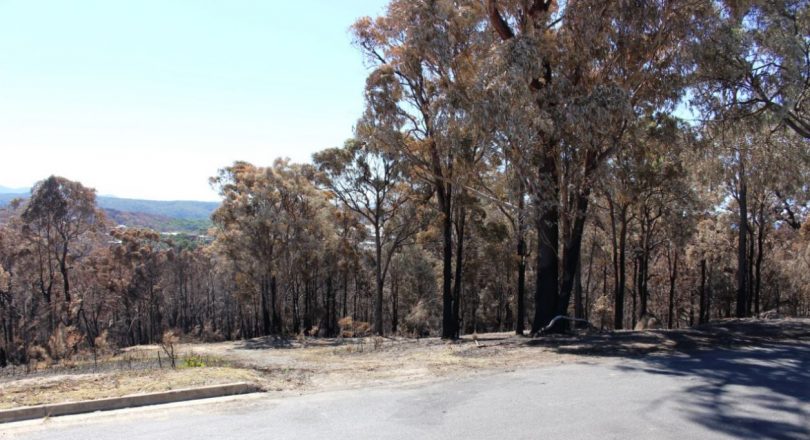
[0,367,262,409]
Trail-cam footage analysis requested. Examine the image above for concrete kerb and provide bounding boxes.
[0,382,259,424]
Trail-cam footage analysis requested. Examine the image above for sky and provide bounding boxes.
[0,0,389,201]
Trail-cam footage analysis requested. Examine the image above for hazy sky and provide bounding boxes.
[0,0,389,201]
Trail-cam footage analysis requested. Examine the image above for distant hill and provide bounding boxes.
[0,185,29,194]
[0,193,219,233]
[0,193,26,206]
[95,196,219,220]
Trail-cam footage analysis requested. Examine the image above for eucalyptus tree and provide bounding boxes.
[0,222,31,363]
[314,139,418,335]
[475,158,531,334]
[211,159,333,336]
[485,0,712,332]
[352,0,493,338]
[21,176,104,325]
[700,121,809,317]
[689,0,809,315]
[108,227,166,344]
[331,206,367,321]
[694,0,810,139]
[627,118,696,322]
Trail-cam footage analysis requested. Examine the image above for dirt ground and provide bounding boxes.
[1,318,807,409]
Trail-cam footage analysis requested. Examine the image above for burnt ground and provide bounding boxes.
[1,318,807,409]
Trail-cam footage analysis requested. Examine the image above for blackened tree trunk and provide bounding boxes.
[303,278,312,333]
[352,275,359,324]
[442,201,456,339]
[699,259,707,325]
[638,227,650,318]
[374,226,384,336]
[736,154,749,318]
[342,269,349,319]
[391,273,399,334]
[453,203,466,338]
[555,190,591,331]
[441,216,455,338]
[292,279,301,334]
[439,183,457,339]
[754,203,765,316]
[260,276,271,335]
[59,242,71,306]
[573,259,584,327]
[583,239,596,325]
[531,187,559,334]
[667,250,678,329]
[610,200,629,329]
[271,275,281,334]
[323,275,336,337]
[531,147,561,335]
[631,256,639,329]
[516,184,527,335]
[689,277,695,327]
[706,264,714,321]
[747,227,755,315]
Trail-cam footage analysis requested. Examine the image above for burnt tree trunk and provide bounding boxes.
[260,276,271,335]
[638,223,650,319]
[611,200,629,329]
[516,183,527,335]
[667,250,678,329]
[532,202,559,334]
[632,256,639,329]
[303,278,312,333]
[342,269,348,319]
[736,154,749,318]
[706,263,713,322]
[583,239,596,324]
[439,182,456,339]
[754,203,765,316]
[699,259,707,325]
[391,273,399,334]
[531,153,560,335]
[324,275,336,337]
[573,259,584,327]
[59,242,71,306]
[453,202,466,338]
[271,275,281,334]
[555,190,591,332]
[747,227,755,316]
[374,225,384,336]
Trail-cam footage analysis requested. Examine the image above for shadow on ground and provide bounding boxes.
[626,341,809,439]
[237,336,296,350]
[530,319,810,440]
[235,335,414,351]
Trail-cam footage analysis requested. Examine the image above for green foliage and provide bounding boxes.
[105,209,212,233]
[182,355,207,369]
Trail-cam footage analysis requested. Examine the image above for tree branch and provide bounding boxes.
[487,0,515,40]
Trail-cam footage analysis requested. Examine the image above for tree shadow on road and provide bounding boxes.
[617,341,810,440]
[527,320,810,440]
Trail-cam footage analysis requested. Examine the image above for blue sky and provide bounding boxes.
[0,0,389,201]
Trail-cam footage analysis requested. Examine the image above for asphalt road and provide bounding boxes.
[2,340,809,440]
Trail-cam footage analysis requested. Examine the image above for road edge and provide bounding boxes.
[0,382,259,424]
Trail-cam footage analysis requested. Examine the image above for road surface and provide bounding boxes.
[2,339,808,439]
